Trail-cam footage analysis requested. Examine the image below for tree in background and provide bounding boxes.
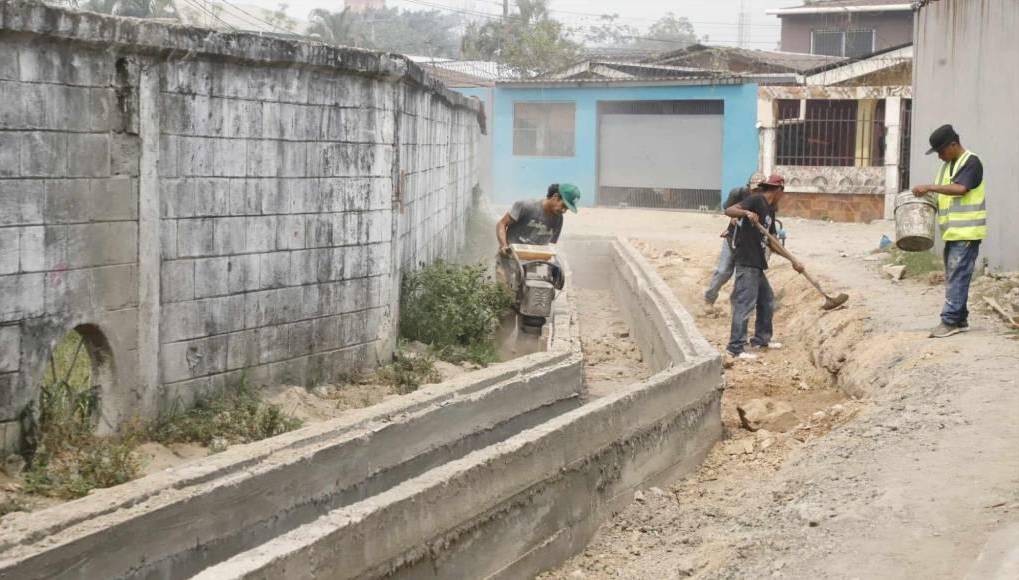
[635,13,699,51]
[308,7,460,58]
[583,12,699,52]
[80,0,177,18]
[462,0,580,77]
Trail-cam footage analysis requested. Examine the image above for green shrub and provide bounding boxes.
[886,247,943,278]
[374,350,441,394]
[150,380,303,447]
[22,331,142,500]
[400,261,512,365]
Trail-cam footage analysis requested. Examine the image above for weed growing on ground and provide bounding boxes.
[400,261,512,365]
[886,247,943,278]
[374,350,441,394]
[150,380,303,447]
[22,331,144,500]
[0,497,28,517]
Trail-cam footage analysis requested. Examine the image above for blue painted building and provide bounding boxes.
[470,76,760,210]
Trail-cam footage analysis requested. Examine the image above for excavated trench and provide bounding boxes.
[0,238,722,580]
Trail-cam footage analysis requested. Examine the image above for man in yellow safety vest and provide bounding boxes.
[911,124,986,338]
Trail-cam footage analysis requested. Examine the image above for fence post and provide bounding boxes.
[883,96,902,220]
[758,90,776,175]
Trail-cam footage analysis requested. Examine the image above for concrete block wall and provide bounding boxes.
[0,0,483,452]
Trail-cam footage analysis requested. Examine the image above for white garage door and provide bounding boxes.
[597,100,724,210]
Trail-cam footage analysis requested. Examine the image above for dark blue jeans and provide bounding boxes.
[727,266,774,355]
[942,240,981,326]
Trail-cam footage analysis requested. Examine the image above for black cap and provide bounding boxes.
[926,124,959,155]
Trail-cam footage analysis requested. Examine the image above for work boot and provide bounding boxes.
[929,322,968,338]
[750,341,782,351]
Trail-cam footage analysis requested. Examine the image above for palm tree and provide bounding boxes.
[308,8,362,47]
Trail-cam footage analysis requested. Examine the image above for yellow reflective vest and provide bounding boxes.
[937,150,986,241]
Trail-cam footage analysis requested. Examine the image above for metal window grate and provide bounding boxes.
[899,98,912,190]
[598,186,721,211]
[775,99,886,167]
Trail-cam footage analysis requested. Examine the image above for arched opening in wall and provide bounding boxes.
[28,325,114,459]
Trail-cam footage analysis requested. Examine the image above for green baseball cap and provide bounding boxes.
[559,183,581,213]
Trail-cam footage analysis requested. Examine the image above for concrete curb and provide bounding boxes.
[0,298,582,579]
[195,238,722,580]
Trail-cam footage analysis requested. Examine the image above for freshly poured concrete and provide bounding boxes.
[195,238,722,580]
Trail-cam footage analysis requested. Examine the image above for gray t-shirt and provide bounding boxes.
[506,199,562,245]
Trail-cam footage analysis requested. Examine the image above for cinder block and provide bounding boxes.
[213,216,247,255]
[160,335,228,383]
[301,284,320,318]
[0,229,18,275]
[305,214,334,248]
[192,178,230,217]
[365,210,391,243]
[258,179,288,215]
[366,243,391,277]
[259,251,291,289]
[333,212,361,246]
[200,294,246,336]
[194,257,229,298]
[288,320,315,356]
[228,179,260,215]
[90,177,137,221]
[0,325,20,372]
[227,253,260,293]
[110,133,140,177]
[161,300,203,343]
[226,328,259,370]
[0,82,24,129]
[344,245,367,279]
[159,135,179,178]
[44,266,92,314]
[88,87,119,132]
[0,273,43,322]
[50,85,91,133]
[44,179,88,223]
[161,259,195,303]
[213,138,247,177]
[246,140,281,178]
[177,218,216,258]
[281,141,307,177]
[0,419,21,457]
[276,285,304,323]
[159,179,194,219]
[92,264,138,310]
[0,180,43,228]
[66,222,137,268]
[257,325,289,364]
[0,132,19,177]
[312,315,341,351]
[287,250,317,286]
[66,133,111,178]
[276,215,305,250]
[160,221,178,260]
[340,311,368,346]
[286,178,314,214]
[179,136,214,177]
[245,216,276,252]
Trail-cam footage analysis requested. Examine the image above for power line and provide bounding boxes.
[179,0,238,31]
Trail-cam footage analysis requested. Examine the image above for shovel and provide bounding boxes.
[984,296,1019,329]
[754,222,850,311]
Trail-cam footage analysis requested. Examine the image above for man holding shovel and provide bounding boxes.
[724,175,804,360]
[703,172,766,309]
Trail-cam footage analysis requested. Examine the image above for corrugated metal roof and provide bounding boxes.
[651,44,845,74]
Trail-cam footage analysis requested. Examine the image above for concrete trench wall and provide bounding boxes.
[189,238,723,580]
[0,298,583,579]
[0,0,485,451]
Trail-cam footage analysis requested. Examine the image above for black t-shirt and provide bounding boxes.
[732,194,776,270]
[948,154,983,191]
[722,187,751,238]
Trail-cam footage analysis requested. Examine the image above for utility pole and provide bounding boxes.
[737,0,749,49]
[502,0,508,17]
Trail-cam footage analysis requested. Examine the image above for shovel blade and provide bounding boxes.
[822,293,850,311]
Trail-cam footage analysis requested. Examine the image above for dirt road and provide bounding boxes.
[545,209,1019,580]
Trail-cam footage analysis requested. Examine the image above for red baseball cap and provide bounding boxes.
[761,174,785,188]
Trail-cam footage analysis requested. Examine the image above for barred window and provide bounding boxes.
[811,29,875,58]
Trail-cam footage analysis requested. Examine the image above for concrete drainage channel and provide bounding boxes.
[0,238,722,580]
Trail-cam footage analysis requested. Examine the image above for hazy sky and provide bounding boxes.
[239,0,805,49]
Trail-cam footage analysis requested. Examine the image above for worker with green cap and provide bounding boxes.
[495,183,580,287]
[497,183,580,252]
